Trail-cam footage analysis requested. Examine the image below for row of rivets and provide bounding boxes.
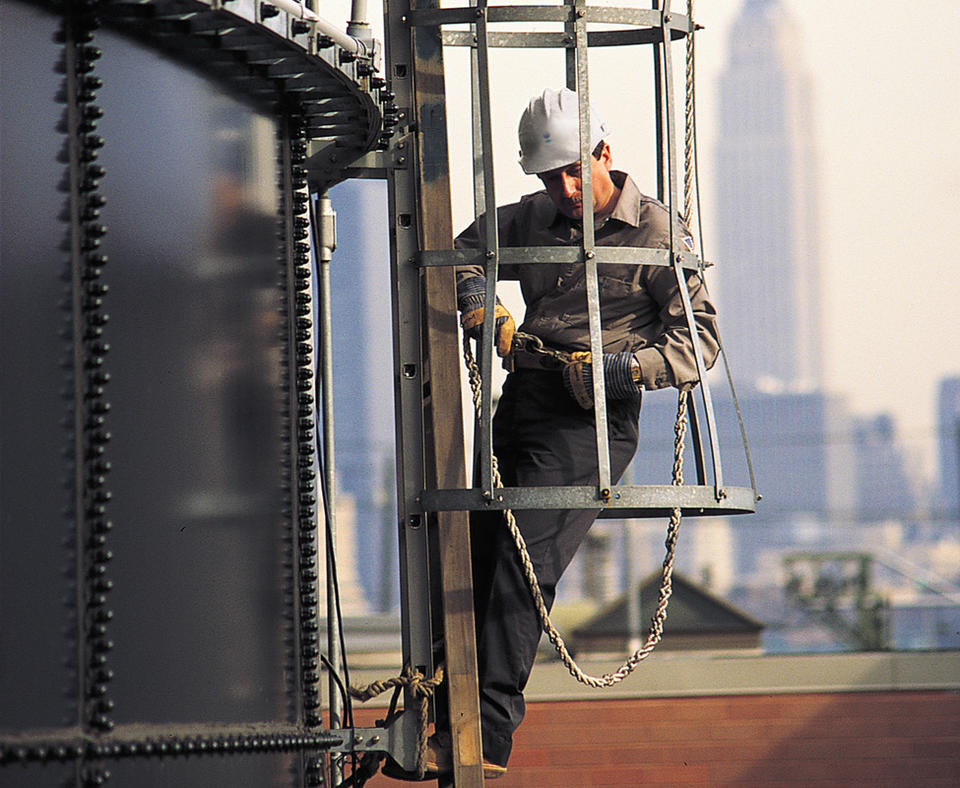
[58,1,117,744]
[285,119,325,731]
[0,730,341,765]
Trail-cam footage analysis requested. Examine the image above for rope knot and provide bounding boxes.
[402,663,443,701]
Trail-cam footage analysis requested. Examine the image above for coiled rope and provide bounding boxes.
[463,336,688,687]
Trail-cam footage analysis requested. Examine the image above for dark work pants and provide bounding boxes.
[470,369,641,766]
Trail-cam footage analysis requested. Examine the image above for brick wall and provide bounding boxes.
[353,690,960,787]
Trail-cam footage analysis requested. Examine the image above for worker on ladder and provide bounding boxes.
[424,87,721,780]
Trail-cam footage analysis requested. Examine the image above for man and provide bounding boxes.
[432,87,720,778]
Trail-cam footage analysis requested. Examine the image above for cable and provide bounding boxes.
[314,349,355,730]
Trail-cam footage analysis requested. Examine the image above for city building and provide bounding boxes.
[713,0,823,393]
[936,375,960,519]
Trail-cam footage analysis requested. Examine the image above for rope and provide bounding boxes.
[464,336,688,687]
[683,0,696,227]
[348,664,444,778]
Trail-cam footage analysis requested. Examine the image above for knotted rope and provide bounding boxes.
[349,664,444,778]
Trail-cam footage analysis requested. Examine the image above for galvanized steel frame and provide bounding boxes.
[375,1,758,784]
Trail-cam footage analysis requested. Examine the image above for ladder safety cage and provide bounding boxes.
[402,0,758,520]
[377,1,761,785]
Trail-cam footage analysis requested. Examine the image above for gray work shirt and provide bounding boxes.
[455,171,720,390]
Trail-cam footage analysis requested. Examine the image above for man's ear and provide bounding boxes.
[598,143,613,171]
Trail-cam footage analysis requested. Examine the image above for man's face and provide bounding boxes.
[538,144,616,221]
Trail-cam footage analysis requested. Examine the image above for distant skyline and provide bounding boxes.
[692,1,960,477]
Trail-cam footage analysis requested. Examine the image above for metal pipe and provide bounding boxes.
[268,0,371,57]
[271,0,320,21]
[347,0,373,46]
[315,192,343,738]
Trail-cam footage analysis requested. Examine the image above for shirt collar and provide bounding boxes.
[608,171,643,228]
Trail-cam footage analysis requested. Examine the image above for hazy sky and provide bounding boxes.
[693,1,960,472]
[338,0,960,472]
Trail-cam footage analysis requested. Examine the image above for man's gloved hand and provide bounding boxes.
[457,275,516,358]
[562,351,642,409]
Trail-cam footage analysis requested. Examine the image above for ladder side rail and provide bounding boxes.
[382,0,440,771]
[409,1,486,784]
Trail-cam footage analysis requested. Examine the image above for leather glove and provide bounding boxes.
[457,275,516,358]
[562,351,641,409]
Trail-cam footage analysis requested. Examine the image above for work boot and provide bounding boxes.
[383,733,507,781]
[424,734,507,780]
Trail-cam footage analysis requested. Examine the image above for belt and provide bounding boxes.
[511,347,566,371]
[508,332,587,371]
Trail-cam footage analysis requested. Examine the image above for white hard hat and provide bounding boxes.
[518,87,610,175]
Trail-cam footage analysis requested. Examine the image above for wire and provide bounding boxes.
[314,330,355,732]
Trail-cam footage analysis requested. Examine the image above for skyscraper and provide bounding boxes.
[936,376,960,518]
[714,0,822,392]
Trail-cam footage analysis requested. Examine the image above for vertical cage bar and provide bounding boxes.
[475,0,499,499]
[573,0,612,496]
[469,2,486,217]
[564,0,576,89]
[652,0,665,200]
[659,2,725,497]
